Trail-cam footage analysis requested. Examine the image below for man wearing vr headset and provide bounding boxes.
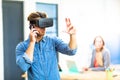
[16,11,77,80]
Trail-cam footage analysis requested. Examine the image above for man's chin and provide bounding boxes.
[37,34,44,38]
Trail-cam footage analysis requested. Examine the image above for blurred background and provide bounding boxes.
[0,0,120,80]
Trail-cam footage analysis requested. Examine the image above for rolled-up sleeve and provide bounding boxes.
[23,53,33,64]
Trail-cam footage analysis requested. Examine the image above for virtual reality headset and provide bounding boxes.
[29,18,53,29]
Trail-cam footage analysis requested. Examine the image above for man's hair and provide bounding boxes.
[27,12,47,21]
[27,12,47,29]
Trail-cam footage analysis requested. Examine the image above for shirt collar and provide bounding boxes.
[35,36,46,44]
[28,36,46,44]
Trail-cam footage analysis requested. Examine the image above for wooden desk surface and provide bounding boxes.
[60,71,120,80]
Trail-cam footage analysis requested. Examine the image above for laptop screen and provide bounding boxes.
[66,60,79,73]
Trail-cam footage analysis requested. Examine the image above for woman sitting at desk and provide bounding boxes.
[84,36,110,71]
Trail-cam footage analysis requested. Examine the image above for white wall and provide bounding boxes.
[0,0,4,79]
[58,0,120,72]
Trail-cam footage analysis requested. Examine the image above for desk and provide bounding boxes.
[60,71,120,80]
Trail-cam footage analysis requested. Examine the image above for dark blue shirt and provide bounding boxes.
[16,36,77,80]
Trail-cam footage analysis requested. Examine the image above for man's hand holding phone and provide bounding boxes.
[29,26,38,43]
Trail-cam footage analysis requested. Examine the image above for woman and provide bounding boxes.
[84,36,110,71]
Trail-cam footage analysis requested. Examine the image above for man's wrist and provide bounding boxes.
[70,33,76,36]
[29,42,35,46]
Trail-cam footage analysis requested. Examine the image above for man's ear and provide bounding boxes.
[29,24,32,29]
[29,24,35,29]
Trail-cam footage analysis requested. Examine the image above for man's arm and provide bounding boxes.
[16,42,32,72]
[25,42,35,61]
[65,18,77,49]
[69,34,77,49]
[25,27,37,61]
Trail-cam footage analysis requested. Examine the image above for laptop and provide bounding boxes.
[66,60,79,73]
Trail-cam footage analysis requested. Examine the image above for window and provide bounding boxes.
[36,3,58,36]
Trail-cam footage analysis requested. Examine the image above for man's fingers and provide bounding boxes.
[65,18,71,27]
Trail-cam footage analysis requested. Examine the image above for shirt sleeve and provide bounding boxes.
[103,49,110,69]
[89,50,95,68]
[23,53,33,64]
[90,67,105,71]
[53,37,77,55]
[16,42,32,72]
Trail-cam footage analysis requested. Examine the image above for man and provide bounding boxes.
[16,11,77,80]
